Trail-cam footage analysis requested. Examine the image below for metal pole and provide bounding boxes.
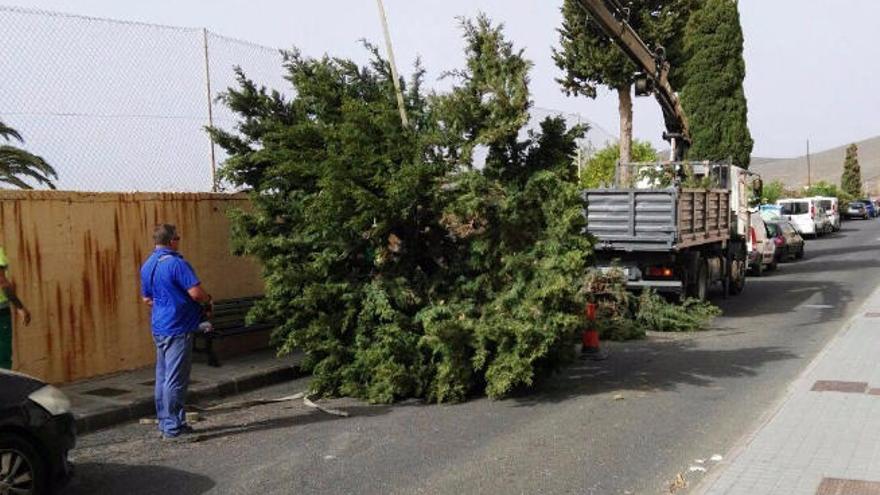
[375,0,409,128]
[806,139,811,188]
[576,114,582,179]
[203,28,218,192]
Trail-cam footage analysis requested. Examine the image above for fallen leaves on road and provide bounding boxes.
[668,473,687,493]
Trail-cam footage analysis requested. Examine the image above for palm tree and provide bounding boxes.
[0,119,57,189]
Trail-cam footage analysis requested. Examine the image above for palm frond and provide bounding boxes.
[0,145,58,189]
[0,119,23,143]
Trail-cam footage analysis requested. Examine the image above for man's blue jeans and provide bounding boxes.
[153,332,193,436]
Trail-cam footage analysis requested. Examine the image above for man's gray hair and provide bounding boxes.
[153,224,177,246]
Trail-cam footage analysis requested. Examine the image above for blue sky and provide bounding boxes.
[6,0,880,159]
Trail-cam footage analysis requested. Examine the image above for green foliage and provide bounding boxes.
[582,268,720,340]
[680,0,753,168]
[841,143,863,198]
[580,140,657,188]
[804,180,852,206]
[0,119,57,189]
[635,290,720,332]
[213,18,591,403]
[761,179,785,204]
[554,0,697,97]
[554,0,698,163]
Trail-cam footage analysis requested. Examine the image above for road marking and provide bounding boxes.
[801,304,834,309]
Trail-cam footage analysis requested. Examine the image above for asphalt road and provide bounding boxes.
[62,218,880,495]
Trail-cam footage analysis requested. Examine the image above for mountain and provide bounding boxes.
[750,136,880,194]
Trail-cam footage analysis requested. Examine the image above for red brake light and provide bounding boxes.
[749,226,758,246]
[647,267,674,278]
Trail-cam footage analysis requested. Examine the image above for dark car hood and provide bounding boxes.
[0,369,46,404]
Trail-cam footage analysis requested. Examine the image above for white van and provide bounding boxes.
[776,198,828,238]
[811,196,839,231]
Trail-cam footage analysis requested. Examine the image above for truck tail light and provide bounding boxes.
[647,266,674,278]
[750,226,758,246]
[811,205,815,219]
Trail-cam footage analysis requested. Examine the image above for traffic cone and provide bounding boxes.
[581,302,607,360]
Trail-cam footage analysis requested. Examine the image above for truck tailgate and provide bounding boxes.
[584,189,676,251]
[584,188,730,251]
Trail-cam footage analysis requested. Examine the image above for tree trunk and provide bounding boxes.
[616,83,633,186]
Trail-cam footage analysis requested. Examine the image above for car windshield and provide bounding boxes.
[761,211,782,222]
[818,200,832,210]
[779,202,809,215]
[849,202,864,209]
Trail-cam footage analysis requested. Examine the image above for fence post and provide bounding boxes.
[202,28,218,192]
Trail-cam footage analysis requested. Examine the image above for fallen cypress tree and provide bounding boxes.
[211,16,719,403]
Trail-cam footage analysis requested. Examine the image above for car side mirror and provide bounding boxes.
[752,179,763,200]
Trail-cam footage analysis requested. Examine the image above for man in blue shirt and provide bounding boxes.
[140,224,213,438]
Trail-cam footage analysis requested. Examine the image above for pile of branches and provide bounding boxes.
[582,268,721,340]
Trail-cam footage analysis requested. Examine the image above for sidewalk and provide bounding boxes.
[696,286,880,494]
[61,349,305,434]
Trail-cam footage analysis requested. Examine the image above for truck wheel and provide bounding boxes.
[689,261,709,301]
[729,256,747,295]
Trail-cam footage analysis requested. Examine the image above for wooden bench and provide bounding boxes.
[193,296,274,367]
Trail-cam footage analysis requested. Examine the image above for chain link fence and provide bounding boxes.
[0,6,614,192]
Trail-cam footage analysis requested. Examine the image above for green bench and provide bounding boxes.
[193,296,274,367]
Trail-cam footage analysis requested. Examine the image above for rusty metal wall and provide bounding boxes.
[0,190,264,383]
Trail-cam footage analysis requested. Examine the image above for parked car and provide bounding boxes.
[845,201,869,220]
[813,206,832,235]
[759,204,783,222]
[748,213,777,275]
[812,196,840,231]
[0,369,76,494]
[766,220,805,261]
[776,198,828,238]
[858,199,877,218]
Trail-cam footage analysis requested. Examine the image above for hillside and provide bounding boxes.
[750,136,880,194]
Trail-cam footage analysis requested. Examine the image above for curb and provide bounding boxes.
[74,364,306,435]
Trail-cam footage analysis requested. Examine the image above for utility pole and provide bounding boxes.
[806,139,812,189]
[375,0,409,129]
[203,28,218,192]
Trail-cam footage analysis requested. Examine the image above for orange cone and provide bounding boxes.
[581,302,607,360]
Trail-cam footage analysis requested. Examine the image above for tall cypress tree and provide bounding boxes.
[680,0,753,167]
[841,143,862,197]
[554,0,697,176]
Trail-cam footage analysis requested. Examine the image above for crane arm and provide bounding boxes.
[574,0,691,160]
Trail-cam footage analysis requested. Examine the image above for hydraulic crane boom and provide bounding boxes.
[574,0,691,161]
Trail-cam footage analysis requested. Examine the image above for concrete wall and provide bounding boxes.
[0,191,264,383]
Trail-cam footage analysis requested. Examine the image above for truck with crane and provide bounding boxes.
[575,0,762,300]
